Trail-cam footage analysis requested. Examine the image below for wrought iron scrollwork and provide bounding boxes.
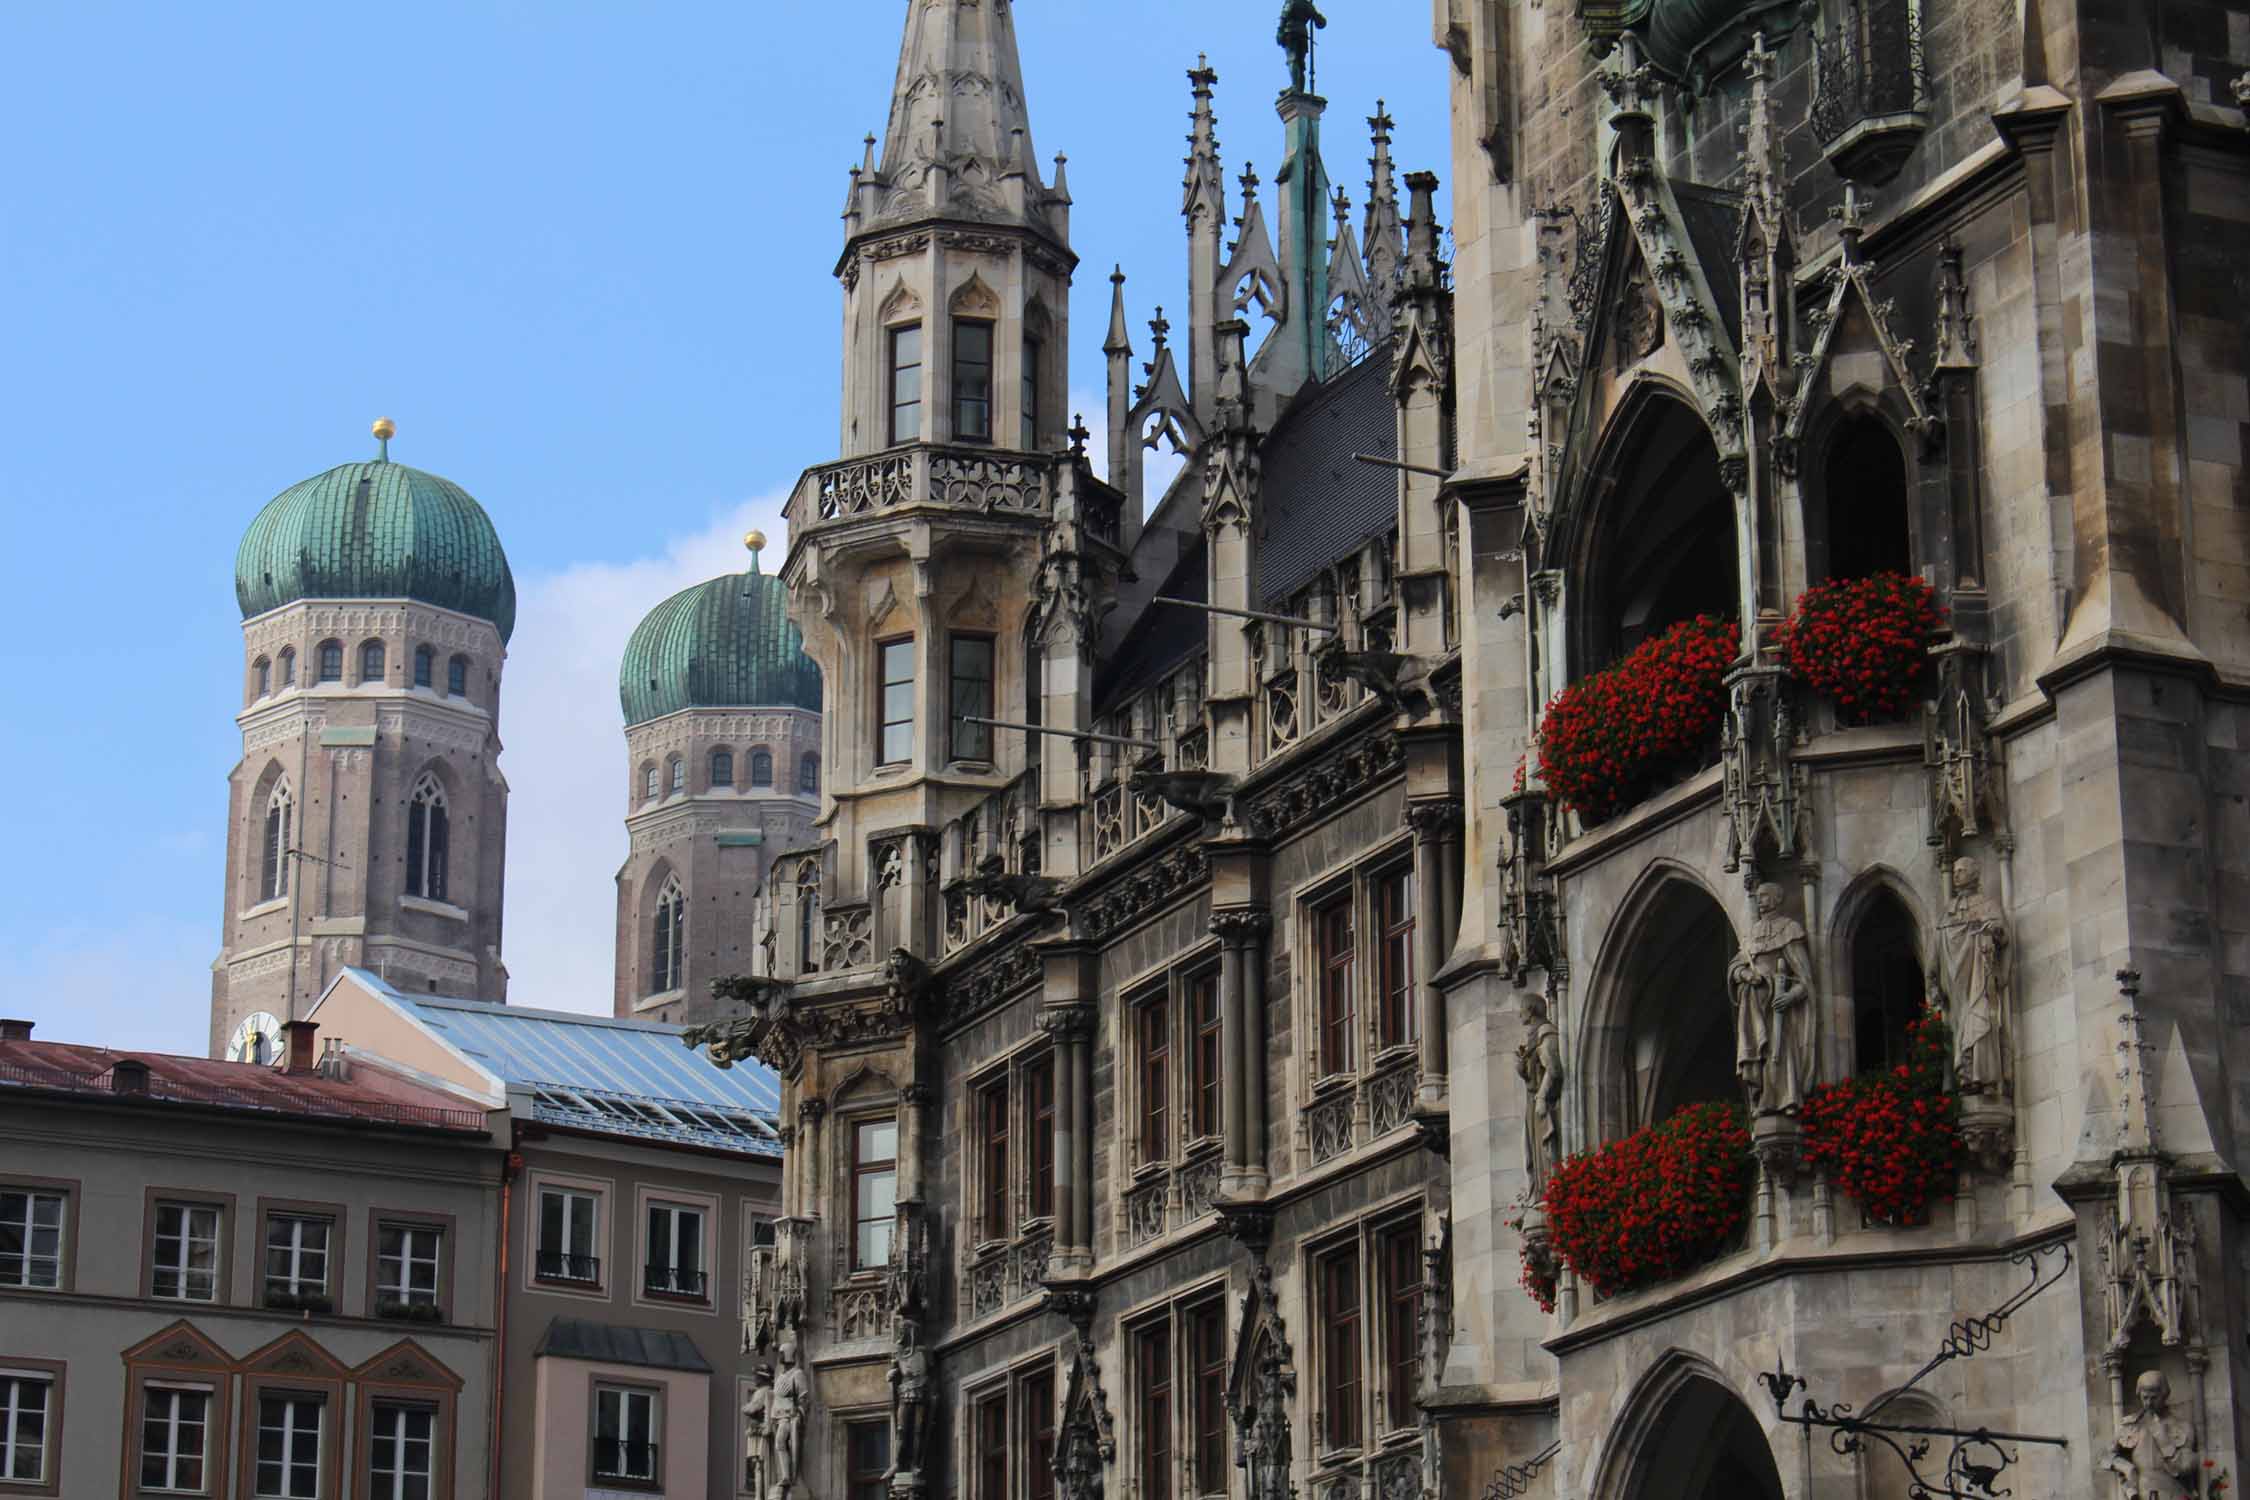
[1762,1242,2072,1499]
[1480,1439,1560,1500]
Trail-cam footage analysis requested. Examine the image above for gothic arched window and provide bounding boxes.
[668,758,686,794]
[447,655,470,698]
[796,859,822,975]
[261,779,294,903]
[642,764,660,802]
[711,750,734,787]
[652,876,687,994]
[317,640,344,683]
[1821,416,1913,583]
[750,749,774,788]
[414,645,434,688]
[1851,890,1923,1075]
[253,658,271,699]
[799,753,821,797]
[277,647,296,687]
[360,639,386,685]
[405,774,450,903]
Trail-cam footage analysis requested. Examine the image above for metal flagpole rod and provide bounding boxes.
[1150,596,1340,633]
[963,716,1162,752]
[1351,452,1453,480]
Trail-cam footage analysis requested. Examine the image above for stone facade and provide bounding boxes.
[212,595,509,1057]
[616,705,822,1025]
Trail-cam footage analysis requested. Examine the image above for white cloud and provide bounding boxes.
[499,493,790,1015]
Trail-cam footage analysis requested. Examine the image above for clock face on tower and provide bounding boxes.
[227,1011,286,1067]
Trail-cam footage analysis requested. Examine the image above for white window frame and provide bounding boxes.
[264,1214,330,1300]
[0,1373,51,1485]
[538,1187,602,1284]
[593,1384,660,1483]
[152,1203,220,1303]
[253,1392,323,1499]
[140,1383,211,1494]
[642,1200,707,1300]
[0,1189,64,1289]
[376,1222,442,1308]
[367,1402,434,1500]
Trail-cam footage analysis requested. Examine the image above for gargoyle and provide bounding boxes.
[962,853,1067,921]
[1126,761,1240,826]
[684,974,795,1069]
[882,947,934,1019]
[1325,648,1436,718]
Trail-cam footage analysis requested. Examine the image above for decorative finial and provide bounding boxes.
[371,417,395,461]
[1069,413,1090,457]
[744,529,767,575]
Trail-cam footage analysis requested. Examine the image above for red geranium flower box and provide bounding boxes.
[1801,1004,1962,1227]
[1537,615,1738,821]
[1539,1100,1752,1301]
[1775,571,1944,724]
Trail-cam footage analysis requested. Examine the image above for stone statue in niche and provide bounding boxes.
[1936,855,2013,1099]
[770,1331,810,1497]
[2102,1369,2195,1496]
[1728,881,1816,1115]
[1241,1341,1295,1500]
[885,1316,932,1481]
[1515,991,1564,1197]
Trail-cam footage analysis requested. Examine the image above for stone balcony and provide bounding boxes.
[785,443,1122,545]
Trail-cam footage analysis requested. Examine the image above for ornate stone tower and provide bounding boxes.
[614,532,823,1026]
[213,420,513,1058]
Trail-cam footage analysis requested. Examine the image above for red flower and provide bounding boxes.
[1538,616,1739,819]
[1532,1101,1753,1301]
[1774,572,1942,724]
[1801,1004,1961,1226]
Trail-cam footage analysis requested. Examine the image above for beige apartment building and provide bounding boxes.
[0,1016,502,1499]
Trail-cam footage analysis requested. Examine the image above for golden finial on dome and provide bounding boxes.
[744,529,768,574]
[371,416,396,461]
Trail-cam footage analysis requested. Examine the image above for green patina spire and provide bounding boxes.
[1274,17,1333,382]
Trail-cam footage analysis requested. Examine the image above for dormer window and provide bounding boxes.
[953,320,994,443]
[890,325,923,444]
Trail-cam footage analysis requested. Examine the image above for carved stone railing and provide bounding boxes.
[1179,1152,1222,1221]
[1124,1175,1169,1247]
[1306,1081,1359,1166]
[821,902,875,972]
[788,445,1059,528]
[831,1281,891,1343]
[940,770,1041,958]
[1366,1059,1422,1139]
[960,1227,1053,1321]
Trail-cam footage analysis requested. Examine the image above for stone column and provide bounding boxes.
[1218,928,1250,1194]
[797,1099,826,1226]
[1212,910,1271,1195]
[897,1083,930,1206]
[1072,1009,1094,1253]
[1409,803,1461,1106]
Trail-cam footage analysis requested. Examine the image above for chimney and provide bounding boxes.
[111,1058,151,1094]
[282,1020,320,1076]
[316,1036,350,1082]
[0,1019,31,1041]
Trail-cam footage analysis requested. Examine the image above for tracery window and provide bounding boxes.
[650,875,686,995]
[261,778,294,902]
[405,773,449,903]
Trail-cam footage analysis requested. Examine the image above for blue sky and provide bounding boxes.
[0,2,1449,1054]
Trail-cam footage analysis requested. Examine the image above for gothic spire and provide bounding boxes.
[1183,55,1225,220]
[871,0,1056,234]
[1363,100,1404,293]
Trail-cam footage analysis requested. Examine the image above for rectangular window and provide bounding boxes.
[853,1119,899,1271]
[878,639,915,766]
[1187,1300,1228,1497]
[1375,868,1416,1051]
[0,1376,50,1486]
[1378,1222,1424,1432]
[368,1402,434,1500]
[1137,1322,1174,1500]
[446,656,467,697]
[255,1393,323,1499]
[377,1223,443,1310]
[1024,1367,1057,1500]
[413,648,432,688]
[846,1420,891,1500]
[1029,1056,1056,1222]
[263,1214,331,1304]
[978,1077,1010,1241]
[1316,896,1357,1078]
[1187,971,1221,1142]
[537,1188,600,1284]
[949,634,996,761]
[317,642,343,682]
[594,1385,658,1484]
[954,319,994,442]
[889,324,923,444]
[1021,336,1042,450]
[0,1190,63,1289]
[974,1390,1008,1500]
[1318,1243,1363,1453]
[644,1202,707,1299]
[1138,995,1171,1166]
[140,1386,210,1493]
[152,1202,220,1302]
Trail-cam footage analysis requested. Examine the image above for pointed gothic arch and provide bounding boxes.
[1580,861,1740,1143]
[1588,1351,1785,1500]
[258,771,295,903]
[650,872,687,996]
[1564,386,1742,673]
[1831,867,1928,1077]
[1803,401,1918,587]
[404,771,451,904]
[1226,1263,1296,1500]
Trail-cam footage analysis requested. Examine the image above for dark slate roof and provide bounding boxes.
[1254,348,1398,606]
[1672,183,1744,349]
[1096,533,1206,709]
[535,1317,712,1373]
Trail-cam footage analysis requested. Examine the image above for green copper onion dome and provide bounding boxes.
[235,426,516,641]
[619,536,823,726]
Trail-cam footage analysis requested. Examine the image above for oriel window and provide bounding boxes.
[953,319,994,442]
[852,1119,898,1270]
[949,635,995,761]
[879,639,915,765]
[889,325,923,444]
